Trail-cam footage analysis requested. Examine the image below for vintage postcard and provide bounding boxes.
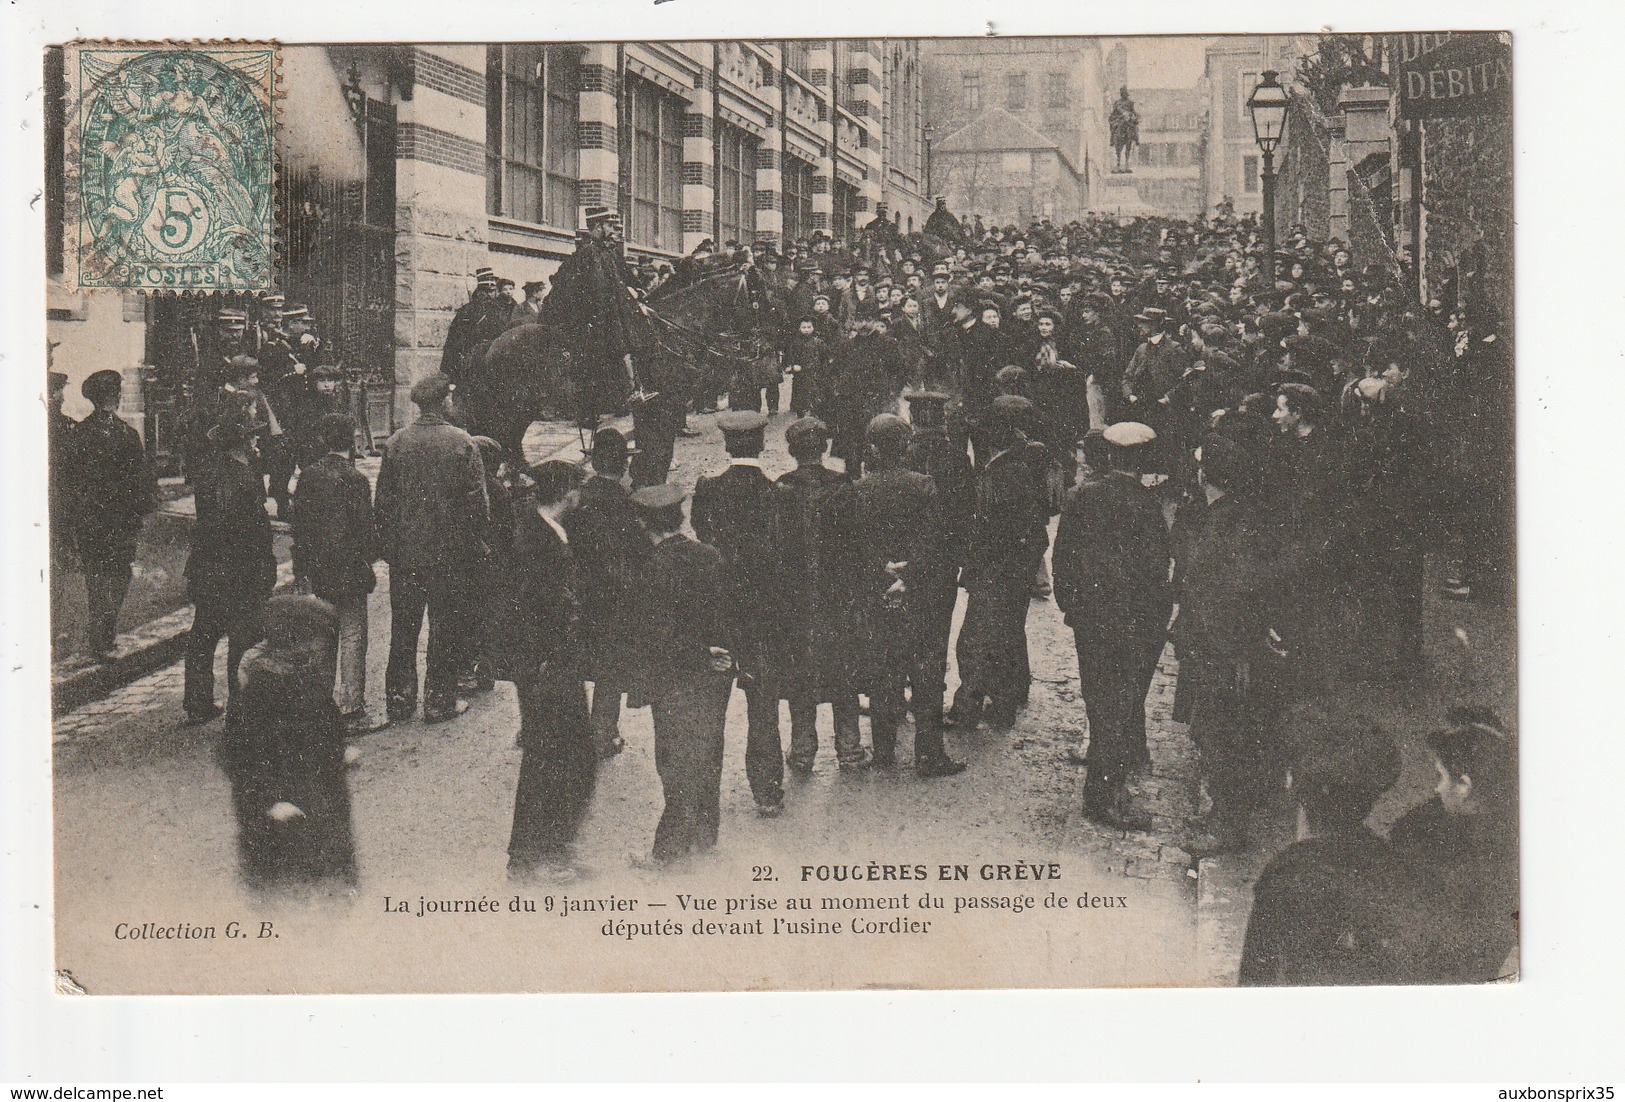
[43,32,1516,995]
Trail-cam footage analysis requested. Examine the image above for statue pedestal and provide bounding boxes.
[1096,170,1151,217]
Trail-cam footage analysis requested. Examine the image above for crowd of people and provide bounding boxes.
[50,200,1516,984]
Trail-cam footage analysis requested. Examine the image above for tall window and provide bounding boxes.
[963,71,982,111]
[1238,70,1261,122]
[718,124,759,247]
[782,156,814,242]
[1242,154,1260,194]
[1006,73,1026,110]
[1046,72,1068,108]
[783,41,812,78]
[627,78,684,251]
[832,181,857,241]
[486,45,579,229]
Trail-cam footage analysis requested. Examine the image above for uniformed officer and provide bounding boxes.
[628,483,734,864]
[1052,421,1170,830]
[441,267,503,384]
[691,411,786,815]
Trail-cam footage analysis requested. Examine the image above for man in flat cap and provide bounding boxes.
[565,428,647,758]
[1052,421,1170,830]
[373,374,490,723]
[628,483,734,863]
[69,370,157,661]
[949,395,1050,730]
[691,411,787,815]
[1067,293,1122,431]
[182,409,274,724]
[852,414,966,775]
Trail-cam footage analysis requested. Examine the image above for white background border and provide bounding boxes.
[3,0,1621,1083]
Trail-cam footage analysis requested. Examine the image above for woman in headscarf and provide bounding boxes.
[218,594,357,892]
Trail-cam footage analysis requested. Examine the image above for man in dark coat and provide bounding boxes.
[488,460,597,883]
[1068,294,1121,429]
[852,415,966,775]
[182,411,276,724]
[1122,307,1190,474]
[291,413,384,734]
[691,411,786,815]
[924,196,964,244]
[219,595,356,891]
[1239,727,1408,986]
[903,390,973,739]
[69,370,157,660]
[949,396,1050,729]
[1052,421,1170,830]
[541,209,649,427]
[565,428,646,758]
[440,268,507,384]
[774,417,863,771]
[373,374,490,723]
[258,305,324,520]
[629,484,734,864]
[1173,433,1285,855]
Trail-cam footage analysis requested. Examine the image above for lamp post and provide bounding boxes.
[1246,70,1289,287]
[923,123,936,203]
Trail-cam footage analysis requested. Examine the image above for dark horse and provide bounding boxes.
[465,263,773,462]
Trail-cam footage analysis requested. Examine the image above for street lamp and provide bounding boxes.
[1247,69,1289,286]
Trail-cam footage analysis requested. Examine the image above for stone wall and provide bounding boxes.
[393,45,490,422]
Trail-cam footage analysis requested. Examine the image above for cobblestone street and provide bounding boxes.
[49,409,1513,994]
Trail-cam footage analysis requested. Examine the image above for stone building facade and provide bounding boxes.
[1200,37,1300,217]
[1124,86,1208,217]
[920,38,1109,226]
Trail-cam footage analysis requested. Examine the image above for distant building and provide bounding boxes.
[1201,37,1301,217]
[1125,86,1207,217]
[921,38,1108,225]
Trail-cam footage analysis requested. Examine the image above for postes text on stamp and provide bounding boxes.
[65,43,277,293]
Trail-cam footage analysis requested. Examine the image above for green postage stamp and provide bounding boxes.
[64,43,278,293]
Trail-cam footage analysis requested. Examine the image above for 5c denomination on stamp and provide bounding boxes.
[64,42,278,293]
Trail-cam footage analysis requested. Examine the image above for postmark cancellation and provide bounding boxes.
[63,42,278,294]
